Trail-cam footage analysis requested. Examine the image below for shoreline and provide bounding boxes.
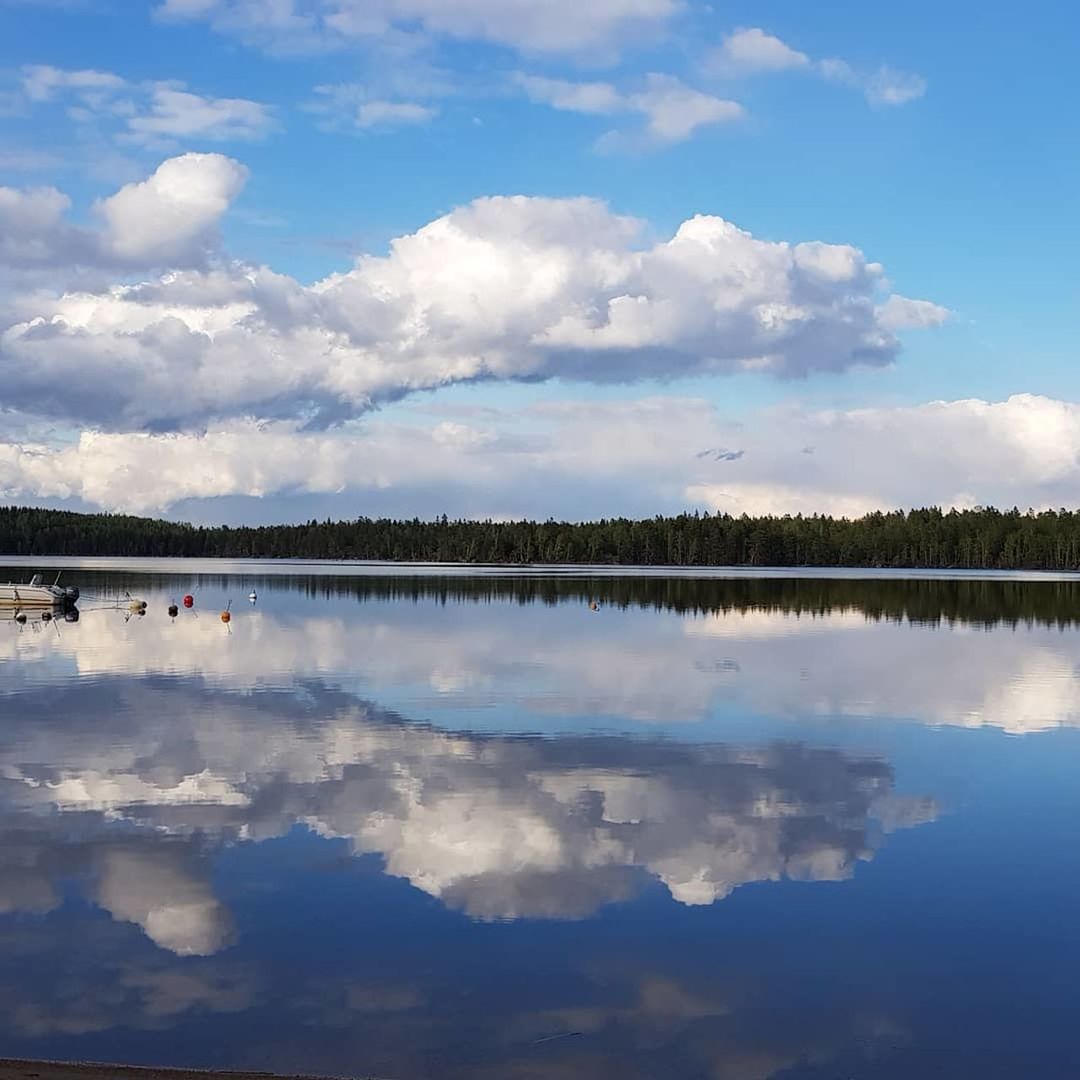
[2,555,1079,582]
[0,1063,349,1080]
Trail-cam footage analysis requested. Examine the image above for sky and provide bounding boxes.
[0,0,1077,524]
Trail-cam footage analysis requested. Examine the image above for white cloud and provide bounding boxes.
[707,28,926,107]
[515,73,624,115]
[355,99,437,129]
[94,152,249,264]
[12,393,1080,525]
[709,28,811,76]
[17,65,274,147]
[876,294,951,332]
[820,59,928,107]
[21,64,126,103]
[157,0,681,55]
[0,163,938,430]
[0,148,65,171]
[630,73,743,140]
[308,82,442,133]
[516,71,743,145]
[0,185,85,268]
[124,86,275,144]
[687,482,883,520]
[0,153,247,317]
[684,393,1080,518]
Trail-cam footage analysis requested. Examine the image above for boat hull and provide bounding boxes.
[0,584,76,609]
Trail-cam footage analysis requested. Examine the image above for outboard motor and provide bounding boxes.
[63,586,80,605]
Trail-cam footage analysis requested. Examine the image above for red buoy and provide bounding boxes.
[183,595,194,608]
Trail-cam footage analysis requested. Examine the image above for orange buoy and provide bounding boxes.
[220,610,231,624]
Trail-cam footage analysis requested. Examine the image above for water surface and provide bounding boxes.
[2,564,1080,1078]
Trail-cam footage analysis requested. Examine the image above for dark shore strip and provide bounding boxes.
[0,1062,351,1080]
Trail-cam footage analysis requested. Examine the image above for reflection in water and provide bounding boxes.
[0,680,935,940]
[0,656,936,1077]
[7,576,1080,732]
[6,568,1080,1077]
[15,566,1080,627]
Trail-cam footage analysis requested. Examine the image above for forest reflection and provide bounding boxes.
[11,569,1080,629]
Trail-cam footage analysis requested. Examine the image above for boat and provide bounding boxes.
[0,574,80,610]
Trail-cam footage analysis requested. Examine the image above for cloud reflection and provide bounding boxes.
[0,679,934,945]
[6,581,1080,732]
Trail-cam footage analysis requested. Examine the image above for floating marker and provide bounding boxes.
[183,595,194,609]
[168,603,179,618]
[248,591,257,604]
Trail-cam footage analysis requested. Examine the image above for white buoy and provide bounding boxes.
[249,591,257,604]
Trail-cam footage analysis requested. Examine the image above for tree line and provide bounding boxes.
[5,505,1080,570]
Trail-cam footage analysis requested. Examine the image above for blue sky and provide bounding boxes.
[0,0,1077,521]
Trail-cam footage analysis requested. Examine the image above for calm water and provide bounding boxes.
[4,562,1080,1078]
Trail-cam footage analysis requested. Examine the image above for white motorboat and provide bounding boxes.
[0,574,80,610]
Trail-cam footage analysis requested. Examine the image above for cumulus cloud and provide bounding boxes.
[0,162,937,430]
[94,152,249,264]
[707,28,926,107]
[516,71,743,145]
[157,0,681,55]
[0,185,87,269]
[0,153,245,281]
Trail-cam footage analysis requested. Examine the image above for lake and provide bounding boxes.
[3,561,1080,1078]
